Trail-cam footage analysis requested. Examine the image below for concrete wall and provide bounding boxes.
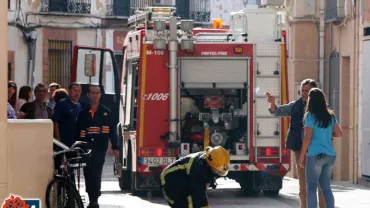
[7,0,105,88]
[358,0,370,185]
[285,20,319,178]
[8,26,43,88]
[286,0,360,182]
[2,1,54,207]
[7,120,54,207]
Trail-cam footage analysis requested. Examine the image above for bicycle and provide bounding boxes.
[45,140,92,208]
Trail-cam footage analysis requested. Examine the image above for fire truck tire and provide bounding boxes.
[263,189,280,196]
[119,145,132,190]
[242,185,261,196]
[238,173,261,196]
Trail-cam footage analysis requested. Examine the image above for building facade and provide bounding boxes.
[359,0,370,186]
[7,0,130,89]
[8,0,366,184]
[285,0,364,183]
[6,0,219,89]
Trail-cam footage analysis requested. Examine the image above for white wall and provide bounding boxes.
[8,26,43,89]
[106,29,114,49]
[8,26,28,86]
[77,29,98,46]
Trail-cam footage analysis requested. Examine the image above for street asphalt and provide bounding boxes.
[75,156,370,208]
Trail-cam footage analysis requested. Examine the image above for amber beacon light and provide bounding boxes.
[234,47,243,54]
[212,18,223,29]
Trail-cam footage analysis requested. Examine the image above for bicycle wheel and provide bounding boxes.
[46,176,84,208]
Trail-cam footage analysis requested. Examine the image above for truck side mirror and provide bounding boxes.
[84,53,96,77]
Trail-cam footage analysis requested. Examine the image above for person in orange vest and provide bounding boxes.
[76,84,119,208]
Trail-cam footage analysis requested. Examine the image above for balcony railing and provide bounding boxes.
[129,0,153,15]
[175,0,211,23]
[106,0,131,17]
[40,0,91,14]
[105,0,210,23]
[189,0,210,23]
[106,0,152,17]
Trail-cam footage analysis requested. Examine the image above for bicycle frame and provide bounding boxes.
[53,139,88,193]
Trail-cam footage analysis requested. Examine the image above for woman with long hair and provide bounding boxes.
[16,85,32,112]
[8,81,17,109]
[299,88,343,208]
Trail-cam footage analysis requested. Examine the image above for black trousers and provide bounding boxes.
[83,148,106,202]
[162,185,191,208]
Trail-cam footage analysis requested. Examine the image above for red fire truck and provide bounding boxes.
[72,2,290,196]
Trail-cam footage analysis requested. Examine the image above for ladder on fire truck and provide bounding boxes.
[127,6,247,43]
[127,6,177,29]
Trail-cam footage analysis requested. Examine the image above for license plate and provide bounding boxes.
[140,157,175,165]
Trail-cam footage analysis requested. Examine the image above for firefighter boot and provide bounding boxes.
[87,193,100,208]
[87,202,99,208]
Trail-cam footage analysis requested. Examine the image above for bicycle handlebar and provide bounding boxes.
[53,139,89,157]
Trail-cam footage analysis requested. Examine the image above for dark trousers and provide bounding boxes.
[83,148,106,202]
[168,198,190,208]
[162,185,191,208]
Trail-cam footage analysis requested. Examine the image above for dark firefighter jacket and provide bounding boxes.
[160,152,218,208]
[76,104,118,151]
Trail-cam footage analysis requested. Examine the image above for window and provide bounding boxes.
[48,40,72,88]
[102,51,116,94]
[8,0,10,9]
[44,0,91,14]
[115,54,123,78]
[124,59,139,130]
[8,63,11,81]
[106,0,130,16]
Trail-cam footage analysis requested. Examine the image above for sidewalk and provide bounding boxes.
[282,177,370,208]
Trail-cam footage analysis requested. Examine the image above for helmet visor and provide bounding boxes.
[211,165,229,177]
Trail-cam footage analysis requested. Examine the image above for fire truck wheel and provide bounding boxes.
[119,145,132,190]
[263,189,280,196]
[242,185,261,196]
[239,174,261,196]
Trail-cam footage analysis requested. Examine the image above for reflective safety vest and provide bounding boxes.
[76,104,118,151]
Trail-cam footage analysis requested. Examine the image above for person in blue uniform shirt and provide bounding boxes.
[76,84,119,208]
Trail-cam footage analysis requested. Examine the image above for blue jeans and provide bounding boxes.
[306,154,336,208]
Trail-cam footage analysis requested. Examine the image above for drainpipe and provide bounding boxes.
[319,0,325,90]
[353,0,359,184]
[168,16,178,145]
[23,29,37,87]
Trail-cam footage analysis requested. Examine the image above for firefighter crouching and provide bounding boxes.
[160,146,230,208]
[76,84,119,208]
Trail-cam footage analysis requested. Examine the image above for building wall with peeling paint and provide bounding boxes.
[7,0,114,89]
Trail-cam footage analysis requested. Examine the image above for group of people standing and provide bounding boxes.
[266,78,343,208]
[7,81,63,119]
[7,80,118,208]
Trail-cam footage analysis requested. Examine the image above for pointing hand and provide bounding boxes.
[265,92,275,104]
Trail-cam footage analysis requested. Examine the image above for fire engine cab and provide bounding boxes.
[72,0,290,196]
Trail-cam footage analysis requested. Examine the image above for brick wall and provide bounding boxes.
[8,51,15,81]
[42,28,77,85]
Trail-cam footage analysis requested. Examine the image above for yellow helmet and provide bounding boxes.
[205,146,230,177]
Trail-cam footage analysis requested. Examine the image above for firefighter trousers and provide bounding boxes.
[161,186,194,208]
[83,148,106,202]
